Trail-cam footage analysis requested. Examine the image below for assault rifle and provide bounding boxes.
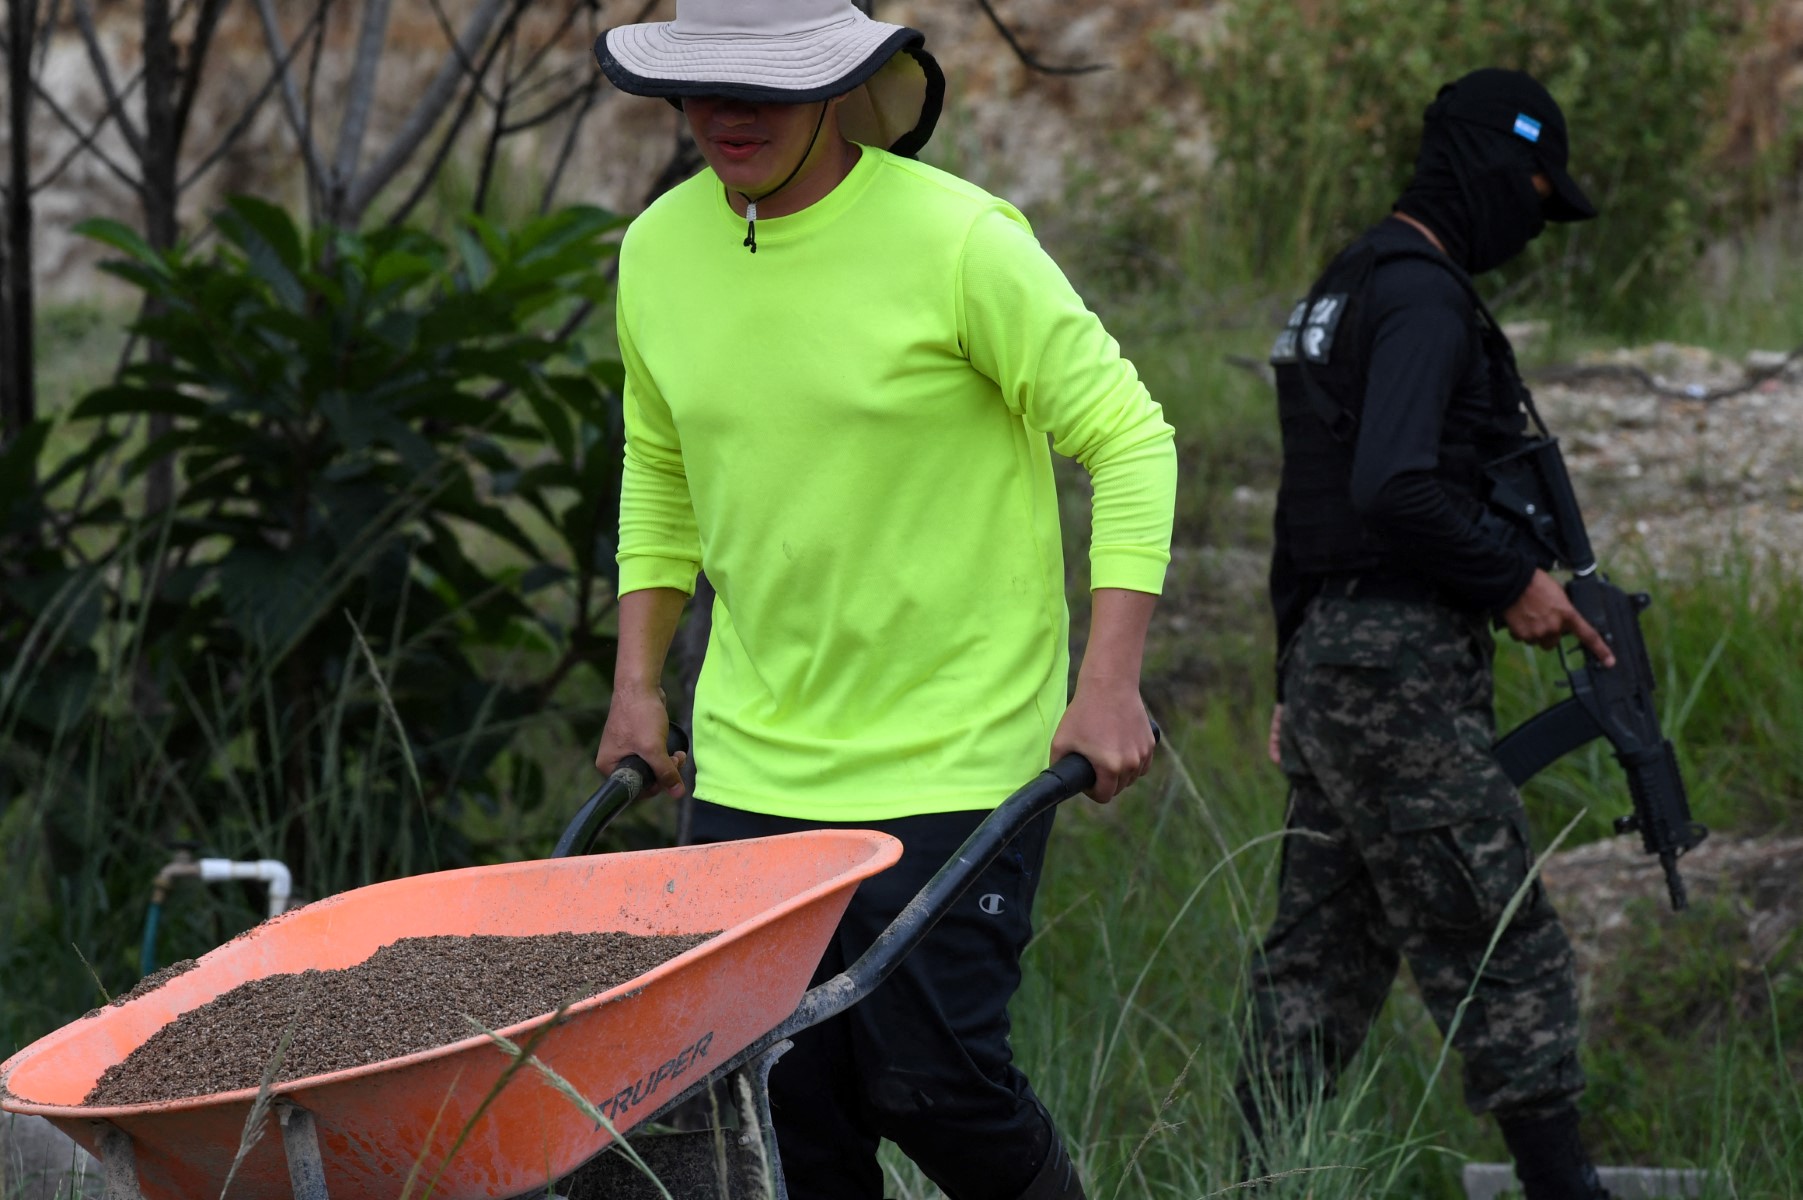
[1483,437,1708,911]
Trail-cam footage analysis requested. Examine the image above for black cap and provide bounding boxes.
[1428,68,1597,222]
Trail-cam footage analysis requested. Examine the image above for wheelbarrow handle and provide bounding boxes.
[773,721,1160,1039]
[551,726,691,859]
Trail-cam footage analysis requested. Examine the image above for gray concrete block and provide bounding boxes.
[0,1113,100,1200]
[1463,1162,1718,1200]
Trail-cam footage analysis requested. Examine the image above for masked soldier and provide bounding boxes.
[1239,69,1618,1200]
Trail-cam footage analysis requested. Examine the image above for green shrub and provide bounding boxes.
[1196,0,1753,330]
[0,199,632,1024]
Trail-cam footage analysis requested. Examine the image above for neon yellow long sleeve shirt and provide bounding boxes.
[615,146,1175,820]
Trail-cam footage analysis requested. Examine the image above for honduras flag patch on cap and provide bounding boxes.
[1512,113,1543,143]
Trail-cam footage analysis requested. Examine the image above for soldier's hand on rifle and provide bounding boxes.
[1501,569,1617,668]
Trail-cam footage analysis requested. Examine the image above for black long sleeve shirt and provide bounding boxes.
[1271,221,1537,686]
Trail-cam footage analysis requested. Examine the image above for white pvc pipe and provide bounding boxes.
[198,858,295,917]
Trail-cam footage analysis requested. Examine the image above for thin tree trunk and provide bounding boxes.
[2,0,40,446]
[328,0,392,223]
[343,0,513,226]
[141,0,180,511]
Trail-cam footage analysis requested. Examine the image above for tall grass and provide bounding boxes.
[872,706,1801,1198]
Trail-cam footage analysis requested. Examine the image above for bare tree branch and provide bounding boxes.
[3,0,41,441]
[499,81,592,137]
[344,0,516,225]
[71,0,149,162]
[472,26,518,216]
[300,0,334,226]
[179,59,283,192]
[425,0,498,109]
[972,0,1106,76]
[374,0,541,228]
[383,63,489,226]
[140,0,185,514]
[29,61,146,194]
[32,0,66,74]
[179,1,327,193]
[483,0,599,128]
[330,0,394,214]
[506,59,589,108]
[537,77,601,215]
[172,0,229,149]
[508,0,591,87]
[251,0,330,203]
[141,0,179,248]
[30,79,147,196]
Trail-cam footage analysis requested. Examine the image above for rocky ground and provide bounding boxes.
[1528,340,1803,581]
[1544,834,1803,993]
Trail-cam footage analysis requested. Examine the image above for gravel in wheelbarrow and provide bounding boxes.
[0,833,902,1200]
[1,743,1122,1200]
[86,931,715,1107]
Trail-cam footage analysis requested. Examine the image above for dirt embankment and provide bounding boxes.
[1529,342,1803,579]
[21,0,1803,306]
[1544,835,1803,1037]
[16,0,1220,305]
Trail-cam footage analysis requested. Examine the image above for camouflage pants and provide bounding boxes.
[1239,595,1585,1122]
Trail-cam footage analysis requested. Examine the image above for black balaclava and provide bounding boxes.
[1395,94,1547,275]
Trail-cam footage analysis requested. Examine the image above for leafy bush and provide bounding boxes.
[0,198,630,1009]
[1195,0,1752,329]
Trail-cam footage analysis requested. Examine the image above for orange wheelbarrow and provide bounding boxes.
[0,746,1103,1200]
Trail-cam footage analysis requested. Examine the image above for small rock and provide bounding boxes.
[1612,395,1660,429]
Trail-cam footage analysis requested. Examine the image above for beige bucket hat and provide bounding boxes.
[595,0,945,157]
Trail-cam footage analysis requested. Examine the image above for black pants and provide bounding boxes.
[690,800,1064,1200]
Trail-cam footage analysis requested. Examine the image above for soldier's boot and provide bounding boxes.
[1499,1108,1612,1200]
[1016,1133,1086,1200]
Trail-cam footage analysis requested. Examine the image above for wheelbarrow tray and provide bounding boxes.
[0,830,901,1200]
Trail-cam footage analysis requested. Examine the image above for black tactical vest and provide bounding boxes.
[1270,238,1535,577]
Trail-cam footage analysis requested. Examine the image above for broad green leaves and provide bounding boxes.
[4,197,633,894]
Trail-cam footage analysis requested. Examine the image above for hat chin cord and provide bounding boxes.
[731,102,830,254]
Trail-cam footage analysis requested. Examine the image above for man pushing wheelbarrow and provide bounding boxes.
[590,3,1178,1197]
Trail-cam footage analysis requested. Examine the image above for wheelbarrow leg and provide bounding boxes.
[276,1102,331,1200]
[738,1041,789,1200]
[92,1121,145,1200]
